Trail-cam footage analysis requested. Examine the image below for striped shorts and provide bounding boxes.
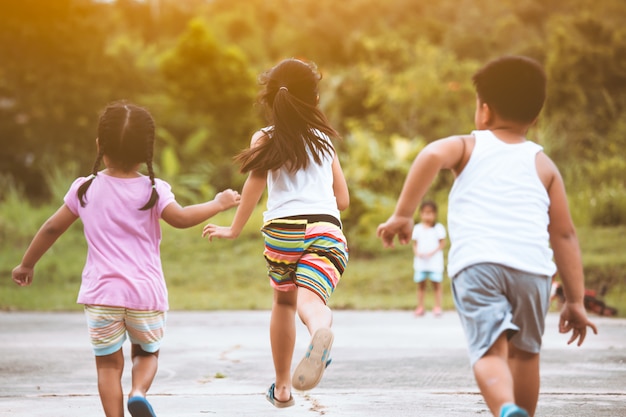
[84,305,166,356]
[261,217,349,304]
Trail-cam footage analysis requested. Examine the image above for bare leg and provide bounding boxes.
[292,287,334,391]
[95,348,125,417]
[415,281,426,315]
[473,333,515,416]
[297,287,332,335]
[433,281,443,313]
[270,289,297,402]
[509,344,540,416]
[129,345,159,398]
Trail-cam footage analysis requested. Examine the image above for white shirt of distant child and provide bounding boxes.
[412,222,446,273]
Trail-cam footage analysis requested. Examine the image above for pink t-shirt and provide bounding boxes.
[64,174,176,311]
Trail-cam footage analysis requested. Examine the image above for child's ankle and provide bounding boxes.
[500,403,529,417]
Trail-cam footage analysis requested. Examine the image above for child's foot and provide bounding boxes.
[500,403,529,417]
[127,396,157,417]
[432,306,442,316]
[266,383,295,408]
[292,328,333,391]
[413,306,425,316]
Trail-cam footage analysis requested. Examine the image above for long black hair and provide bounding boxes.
[236,58,339,173]
[77,101,158,210]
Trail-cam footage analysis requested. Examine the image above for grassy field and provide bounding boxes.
[2,195,625,316]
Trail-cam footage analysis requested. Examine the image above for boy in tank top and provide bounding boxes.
[377,56,597,417]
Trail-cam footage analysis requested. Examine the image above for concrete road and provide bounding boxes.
[0,311,624,416]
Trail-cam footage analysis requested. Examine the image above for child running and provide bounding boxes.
[12,101,240,417]
[377,56,597,417]
[411,200,446,317]
[202,58,349,408]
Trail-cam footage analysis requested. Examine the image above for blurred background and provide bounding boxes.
[1,0,624,313]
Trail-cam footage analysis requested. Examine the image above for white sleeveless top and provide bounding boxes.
[263,128,340,223]
[447,130,556,278]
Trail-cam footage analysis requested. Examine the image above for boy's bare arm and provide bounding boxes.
[378,136,466,247]
[537,152,597,344]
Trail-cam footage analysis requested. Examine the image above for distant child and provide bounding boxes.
[203,58,349,408]
[12,101,240,417]
[377,56,597,417]
[411,200,446,317]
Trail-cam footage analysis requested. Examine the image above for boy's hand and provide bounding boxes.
[559,302,598,346]
[12,265,34,287]
[214,189,241,211]
[202,224,237,241]
[377,215,414,247]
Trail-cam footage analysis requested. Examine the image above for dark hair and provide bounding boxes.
[472,56,546,124]
[235,58,339,173]
[77,101,158,210]
[420,200,438,213]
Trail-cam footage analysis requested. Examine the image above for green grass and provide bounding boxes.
[2,196,625,316]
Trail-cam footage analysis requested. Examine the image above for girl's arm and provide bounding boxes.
[203,170,266,240]
[332,153,349,211]
[161,189,240,229]
[12,205,78,286]
[203,130,269,240]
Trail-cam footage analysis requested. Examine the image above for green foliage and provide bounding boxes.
[1,0,626,251]
[159,18,258,153]
[0,0,149,194]
[544,14,626,152]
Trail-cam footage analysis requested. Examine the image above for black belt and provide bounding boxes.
[283,214,342,229]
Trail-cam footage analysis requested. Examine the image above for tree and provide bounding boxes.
[0,0,146,198]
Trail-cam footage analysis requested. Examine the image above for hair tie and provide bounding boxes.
[87,174,96,180]
[152,184,156,189]
[279,86,289,92]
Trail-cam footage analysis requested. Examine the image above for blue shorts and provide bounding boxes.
[413,270,444,283]
[452,263,551,366]
[84,305,166,356]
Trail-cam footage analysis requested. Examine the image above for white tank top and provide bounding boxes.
[263,129,340,223]
[447,130,556,278]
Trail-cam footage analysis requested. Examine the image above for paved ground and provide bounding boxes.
[0,310,624,416]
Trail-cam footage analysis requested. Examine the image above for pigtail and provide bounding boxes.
[272,88,335,168]
[139,114,159,211]
[139,159,159,211]
[77,151,104,207]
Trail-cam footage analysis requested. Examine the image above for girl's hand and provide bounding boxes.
[559,302,598,346]
[12,265,34,287]
[214,189,241,210]
[202,224,237,241]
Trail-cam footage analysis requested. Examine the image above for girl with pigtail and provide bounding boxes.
[12,101,240,417]
[203,58,349,408]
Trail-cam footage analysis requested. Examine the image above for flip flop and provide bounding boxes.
[127,396,157,417]
[266,383,295,408]
[292,328,334,391]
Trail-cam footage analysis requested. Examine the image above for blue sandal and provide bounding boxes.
[500,403,529,417]
[266,383,295,408]
[127,396,157,417]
